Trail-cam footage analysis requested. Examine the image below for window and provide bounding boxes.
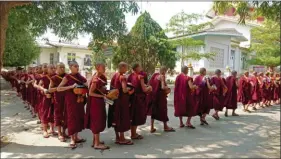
[84,54,92,66]
[67,53,76,64]
[209,47,224,68]
[50,53,54,64]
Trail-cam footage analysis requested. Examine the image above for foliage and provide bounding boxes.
[248,20,280,68]
[12,1,139,43]
[213,1,281,24]
[112,12,177,75]
[4,9,40,67]
[166,11,215,66]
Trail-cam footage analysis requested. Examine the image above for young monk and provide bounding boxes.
[257,72,266,107]
[249,72,260,110]
[149,66,175,133]
[57,61,87,149]
[110,62,134,145]
[25,67,36,117]
[127,63,152,139]
[211,69,228,120]
[224,70,239,116]
[85,63,110,150]
[193,68,215,125]
[238,71,252,112]
[49,62,68,142]
[263,72,271,106]
[34,64,56,138]
[174,66,198,128]
[274,73,280,104]
[269,72,276,105]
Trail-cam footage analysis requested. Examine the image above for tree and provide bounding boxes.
[248,20,280,70]
[112,12,177,75]
[0,1,139,71]
[213,1,281,24]
[3,9,40,67]
[166,11,215,67]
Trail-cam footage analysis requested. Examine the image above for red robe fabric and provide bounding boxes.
[269,77,275,101]
[174,73,196,117]
[193,75,212,115]
[107,73,118,128]
[274,78,280,100]
[20,73,29,102]
[111,73,131,132]
[238,76,252,105]
[249,76,261,104]
[261,76,271,101]
[40,74,55,124]
[224,76,237,109]
[149,73,169,122]
[34,74,44,115]
[64,73,87,136]
[210,76,224,111]
[84,74,107,134]
[127,72,147,126]
[51,73,66,127]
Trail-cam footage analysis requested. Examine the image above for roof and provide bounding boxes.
[169,28,248,42]
[37,40,89,49]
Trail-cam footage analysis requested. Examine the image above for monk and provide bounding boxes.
[210,69,228,120]
[35,64,56,138]
[174,66,198,128]
[224,70,239,116]
[263,72,271,106]
[110,62,134,145]
[249,72,261,110]
[57,61,87,149]
[85,63,110,150]
[49,62,68,142]
[127,63,152,139]
[149,66,175,133]
[269,72,276,105]
[238,71,252,112]
[25,67,36,117]
[274,73,280,104]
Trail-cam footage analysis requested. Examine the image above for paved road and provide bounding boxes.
[1,80,280,158]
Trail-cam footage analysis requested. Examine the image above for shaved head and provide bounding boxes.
[199,68,206,75]
[69,61,78,67]
[181,66,188,73]
[231,70,237,76]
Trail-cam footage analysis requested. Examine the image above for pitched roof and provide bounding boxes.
[37,40,89,49]
[169,28,248,42]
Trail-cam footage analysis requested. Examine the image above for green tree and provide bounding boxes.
[213,1,281,24]
[4,9,40,67]
[166,11,215,67]
[0,1,139,71]
[112,12,177,75]
[248,20,280,70]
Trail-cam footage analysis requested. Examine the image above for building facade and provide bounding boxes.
[171,7,265,75]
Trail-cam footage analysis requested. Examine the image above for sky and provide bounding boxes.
[40,2,213,45]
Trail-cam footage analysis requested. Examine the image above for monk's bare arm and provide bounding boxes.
[140,77,152,92]
[57,77,74,92]
[121,78,129,93]
[36,80,46,92]
[89,82,104,98]
[188,80,197,89]
[48,80,57,93]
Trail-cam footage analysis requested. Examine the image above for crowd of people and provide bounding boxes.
[1,61,280,150]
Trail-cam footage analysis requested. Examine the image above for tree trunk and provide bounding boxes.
[0,2,31,73]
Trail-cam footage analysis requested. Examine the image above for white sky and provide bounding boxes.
[40,2,213,45]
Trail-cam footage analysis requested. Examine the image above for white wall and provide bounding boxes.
[214,20,253,47]
[38,47,57,64]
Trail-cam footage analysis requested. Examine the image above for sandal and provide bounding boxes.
[43,133,50,138]
[232,113,239,116]
[69,143,77,149]
[118,140,134,145]
[76,138,86,143]
[150,128,156,133]
[245,109,251,113]
[186,125,196,129]
[164,128,175,132]
[92,144,110,150]
[49,131,58,136]
[224,112,228,117]
[179,124,185,128]
[212,115,219,120]
[131,134,143,140]
[58,136,66,142]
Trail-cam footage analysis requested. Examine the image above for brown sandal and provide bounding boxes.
[131,134,143,140]
[164,128,175,132]
[92,144,110,150]
[150,128,156,133]
[118,140,134,145]
[69,143,77,149]
[58,136,66,142]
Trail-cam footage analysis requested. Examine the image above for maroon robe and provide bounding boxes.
[64,73,87,136]
[193,75,212,115]
[149,73,169,122]
[261,77,270,102]
[107,73,117,128]
[274,78,280,100]
[51,73,66,127]
[34,74,44,115]
[84,74,107,134]
[40,74,55,124]
[210,76,225,111]
[174,73,196,117]
[20,73,28,102]
[249,76,260,104]
[127,72,147,126]
[224,76,237,109]
[111,73,131,132]
[238,76,252,105]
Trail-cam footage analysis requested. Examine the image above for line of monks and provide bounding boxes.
[1,61,280,150]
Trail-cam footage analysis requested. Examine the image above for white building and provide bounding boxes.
[35,40,93,77]
[171,7,265,75]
